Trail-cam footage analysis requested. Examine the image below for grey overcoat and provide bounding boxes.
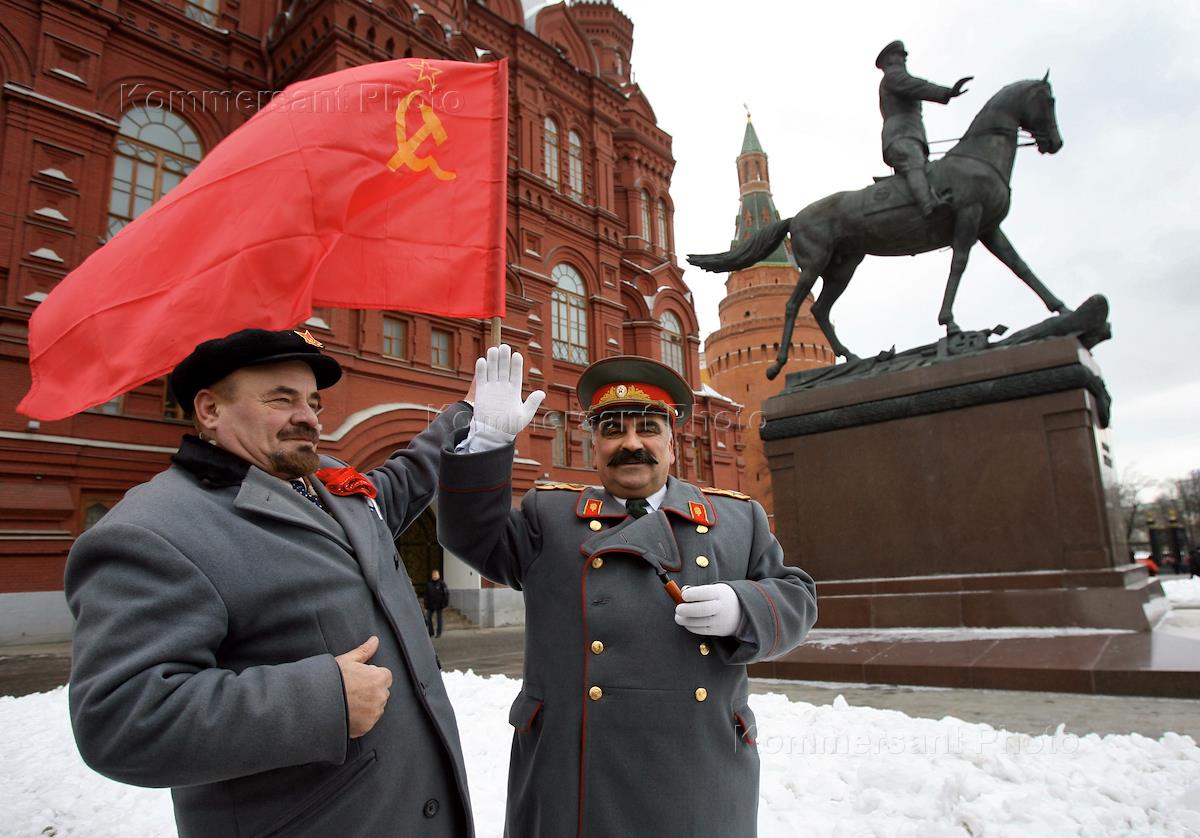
[66,403,474,838]
[879,64,955,157]
[438,442,817,838]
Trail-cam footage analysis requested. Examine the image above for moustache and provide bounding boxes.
[278,428,319,444]
[608,449,658,467]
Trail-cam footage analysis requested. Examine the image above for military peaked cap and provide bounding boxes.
[875,40,907,69]
[576,355,693,425]
[169,328,342,412]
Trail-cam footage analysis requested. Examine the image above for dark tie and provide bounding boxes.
[625,498,651,519]
[291,479,327,512]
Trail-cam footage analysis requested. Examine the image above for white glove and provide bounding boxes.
[674,583,742,637]
[470,344,545,441]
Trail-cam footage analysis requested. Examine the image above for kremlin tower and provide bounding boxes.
[704,113,835,520]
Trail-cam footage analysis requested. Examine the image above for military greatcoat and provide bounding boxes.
[879,64,956,160]
[438,443,817,838]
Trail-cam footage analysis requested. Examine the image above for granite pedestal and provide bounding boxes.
[762,336,1164,632]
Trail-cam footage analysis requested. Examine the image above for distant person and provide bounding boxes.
[876,39,972,215]
[426,569,450,637]
[65,328,480,837]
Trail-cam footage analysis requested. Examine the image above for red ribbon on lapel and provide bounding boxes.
[315,467,378,499]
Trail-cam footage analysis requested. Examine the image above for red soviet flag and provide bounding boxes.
[19,57,508,421]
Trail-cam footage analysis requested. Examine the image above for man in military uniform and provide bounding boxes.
[439,347,817,837]
[877,39,973,215]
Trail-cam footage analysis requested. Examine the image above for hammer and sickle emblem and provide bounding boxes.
[387,90,457,181]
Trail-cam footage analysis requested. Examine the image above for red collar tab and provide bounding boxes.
[688,501,710,525]
[583,497,605,518]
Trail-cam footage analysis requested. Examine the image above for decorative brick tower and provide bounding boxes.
[704,113,834,520]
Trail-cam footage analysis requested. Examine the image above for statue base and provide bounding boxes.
[762,335,1164,631]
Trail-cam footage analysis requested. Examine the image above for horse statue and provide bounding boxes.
[688,75,1068,380]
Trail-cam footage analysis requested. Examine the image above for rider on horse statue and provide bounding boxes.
[877,40,973,216]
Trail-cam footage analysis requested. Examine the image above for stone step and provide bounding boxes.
[424,606,476,633]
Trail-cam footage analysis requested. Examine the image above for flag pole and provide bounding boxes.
[491,316,502,347]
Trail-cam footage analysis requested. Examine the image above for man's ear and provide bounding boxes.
[193,389,221,434]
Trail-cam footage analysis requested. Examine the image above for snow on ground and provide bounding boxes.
[798,627,1134,647]
[1163,576,1200,605]
[3,672,1199,837]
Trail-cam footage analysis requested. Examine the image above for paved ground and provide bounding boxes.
[429,625,1200,740]
[6,621,1199,740]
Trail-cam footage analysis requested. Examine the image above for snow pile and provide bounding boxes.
[800,627,1132,647]
[3,672,1199,837]
[1163,576,1200,605]
[0,687,174,837]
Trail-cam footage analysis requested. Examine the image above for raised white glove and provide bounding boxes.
[674,583,742,637]
[471,344,545,440]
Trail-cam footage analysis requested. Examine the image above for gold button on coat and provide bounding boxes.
[696,525,709,534]
[695,556,710,568]
[699,643,710,656]
[589,686,603,701]
[695,688,708,702]
[589,520,602,531]
[591,557,604,569]
[591,640,604,654]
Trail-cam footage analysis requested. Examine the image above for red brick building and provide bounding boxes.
[0,0,743,641]
[704,115,833,520]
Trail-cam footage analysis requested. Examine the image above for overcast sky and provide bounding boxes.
[608,0,1199,489]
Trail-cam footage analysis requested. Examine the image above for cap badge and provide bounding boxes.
[294,329,323,348]
[595,383,660,409]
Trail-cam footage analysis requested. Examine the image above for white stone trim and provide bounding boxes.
[0,431,177,454]
[320,402,442,442]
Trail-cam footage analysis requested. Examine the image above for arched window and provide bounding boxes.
[567,130,584,201]
[640,189,652,244]
[543,117,560,186]
[184,0,220,27]
[660,311,684,375]
[83,502,111,531]
[107,106,202,239]
[656,199,668,252]
[551,264,588,365]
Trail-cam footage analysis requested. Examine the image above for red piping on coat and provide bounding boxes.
[578,559,591,838]
[735,711,757,747]
[748,580,781,657]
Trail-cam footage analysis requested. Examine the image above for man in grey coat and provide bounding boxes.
[66,328,476,837]
[877,39,972,216]
[438,350,818,837]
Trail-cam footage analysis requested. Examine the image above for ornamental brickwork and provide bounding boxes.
[0,0,742,637]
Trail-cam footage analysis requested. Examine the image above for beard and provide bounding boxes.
[268,445,319,479]
[269,427,320,478]
[268,446,320,479]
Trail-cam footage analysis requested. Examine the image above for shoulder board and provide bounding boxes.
[535,482,588,491]
[701,487,752,501]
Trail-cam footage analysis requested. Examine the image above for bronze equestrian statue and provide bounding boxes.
[688,74,1067,379]
[877,40,972,216]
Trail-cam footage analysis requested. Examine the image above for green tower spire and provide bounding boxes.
[732,109,790,265]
